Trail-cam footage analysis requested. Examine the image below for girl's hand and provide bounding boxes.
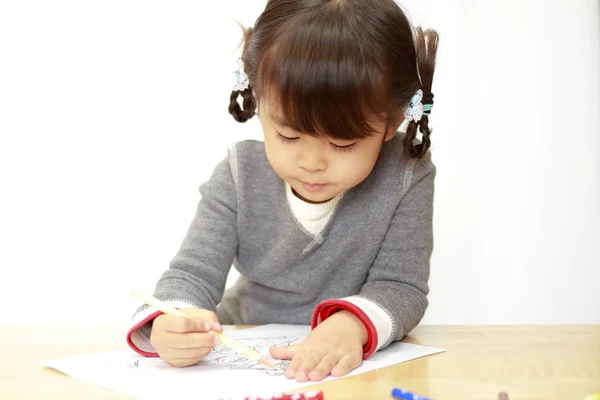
[149,307,223,367]
[269,310,367,382]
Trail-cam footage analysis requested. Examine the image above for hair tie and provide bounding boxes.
[422,93,434,116]
[405,90,434,122]
[404,89,423,122]
[232,58,249,92]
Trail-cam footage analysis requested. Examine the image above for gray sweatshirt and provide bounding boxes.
[132,132,435,350]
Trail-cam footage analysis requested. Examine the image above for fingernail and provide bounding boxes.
[296,371,307,382]
[213,336,220,346]
[202,322,211,331]
[285,368,295,379]
[212,322,222,331]
[308,371,319,381]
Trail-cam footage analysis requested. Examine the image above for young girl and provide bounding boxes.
[127,0,439,383]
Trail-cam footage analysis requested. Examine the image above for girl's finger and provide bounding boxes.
[308,351,340,381]
[331,350,362,377]
[210,321,223,332]
[269,344,298,360]
[164,357,202,368]
[161,347,213,363]
[294,350,322,383]
[178,308,222,332]
[286,351,304,379]
[160,315,211,334]
[164,331,219,350]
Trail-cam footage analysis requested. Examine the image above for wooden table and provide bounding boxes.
[0,325,598,400]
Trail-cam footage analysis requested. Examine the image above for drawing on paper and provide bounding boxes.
[204,336,297,376]
[128,357,164,369]
[128,336,299,376]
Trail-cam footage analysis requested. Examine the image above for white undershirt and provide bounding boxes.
[284,182,344,236]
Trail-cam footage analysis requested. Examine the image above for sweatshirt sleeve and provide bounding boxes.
[313,152,435,357]
[127,146,239,355]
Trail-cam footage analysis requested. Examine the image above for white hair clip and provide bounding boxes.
[404,89,424,123]
[233,58,249,92]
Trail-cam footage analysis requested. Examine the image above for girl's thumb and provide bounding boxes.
[269,344,298,360]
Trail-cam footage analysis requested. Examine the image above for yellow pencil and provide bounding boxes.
[130,290,282,371]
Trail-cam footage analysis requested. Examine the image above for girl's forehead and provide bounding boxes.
[261,95,291,126]
[261,94,389,138]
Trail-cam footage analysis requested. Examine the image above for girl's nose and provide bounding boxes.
[298,148,327,172]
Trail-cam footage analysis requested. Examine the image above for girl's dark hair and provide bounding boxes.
[228,0,439,158]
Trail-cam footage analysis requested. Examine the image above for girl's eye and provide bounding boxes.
[331,142,357,152]
[276,132,299,143]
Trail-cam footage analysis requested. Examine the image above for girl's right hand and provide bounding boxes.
[149,307,223,367]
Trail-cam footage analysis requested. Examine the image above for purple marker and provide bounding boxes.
[391,388,433,400]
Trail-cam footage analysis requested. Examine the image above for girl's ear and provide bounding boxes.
[384,129,396,142]
[384,116,404,142]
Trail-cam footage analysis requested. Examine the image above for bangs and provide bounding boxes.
[255,9,392,140]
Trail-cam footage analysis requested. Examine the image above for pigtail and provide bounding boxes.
[229,87,256,122]
[228,25,258,123]
[404,27,439,158]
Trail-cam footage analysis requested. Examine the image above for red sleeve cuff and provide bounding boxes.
[126,309,164,357]
[312,299,378,359]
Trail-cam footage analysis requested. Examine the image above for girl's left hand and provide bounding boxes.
[269,310,368,382]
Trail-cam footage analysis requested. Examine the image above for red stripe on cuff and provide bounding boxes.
[126,310,164,357]
[312,299,378,359]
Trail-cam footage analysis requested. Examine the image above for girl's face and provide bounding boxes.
[259,99,396,204]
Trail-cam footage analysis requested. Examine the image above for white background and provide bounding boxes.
[1,1,599,326]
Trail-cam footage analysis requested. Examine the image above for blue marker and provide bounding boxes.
[391,388,433,400]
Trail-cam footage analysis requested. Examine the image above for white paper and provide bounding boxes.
[43,324,444,400]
